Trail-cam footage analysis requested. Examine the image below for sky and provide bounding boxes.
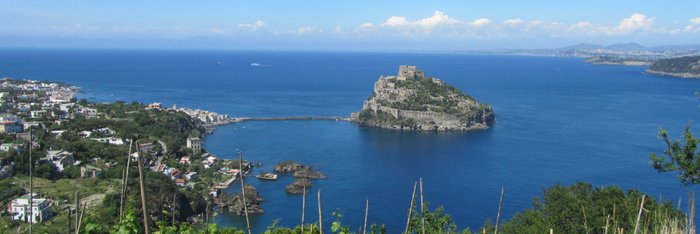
[1,1,700,51]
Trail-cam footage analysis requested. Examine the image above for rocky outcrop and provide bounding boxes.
[351,65,495,131]
[274,161,306,173]
[285,179,312,194]
[274,161,326,179]
[218,185,264,216]
[293,168,327,179]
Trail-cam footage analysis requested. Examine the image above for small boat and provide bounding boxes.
[251,62,261,67]
[256,173,278,180]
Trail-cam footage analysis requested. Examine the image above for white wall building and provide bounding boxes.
[7,194,53,223]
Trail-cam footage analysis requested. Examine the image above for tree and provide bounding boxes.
[650,127,700,186]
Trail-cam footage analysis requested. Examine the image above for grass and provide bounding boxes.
[9,176,119,205]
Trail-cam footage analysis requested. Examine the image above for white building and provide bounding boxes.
[7,194,53,223]
[44,150,75,172]
[91,137,125,145]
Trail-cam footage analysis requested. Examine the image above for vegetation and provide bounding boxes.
[648,56,700,75]
[389,77,478,114]
[650,127,700,186]
[501,182,684,234]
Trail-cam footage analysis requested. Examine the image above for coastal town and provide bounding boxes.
[0,77,269,232]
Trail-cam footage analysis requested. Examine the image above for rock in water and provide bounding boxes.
[351,65,495,131]
[286,179,312,194]
[218,185,265,215]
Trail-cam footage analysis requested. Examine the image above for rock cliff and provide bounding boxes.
[350,65,495,131]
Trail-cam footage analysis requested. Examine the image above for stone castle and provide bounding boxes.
[351,65,495,131]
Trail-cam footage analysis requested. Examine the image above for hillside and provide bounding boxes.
[350,66,495,131]
[646,56,700,78]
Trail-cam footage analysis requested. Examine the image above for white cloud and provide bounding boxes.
[567,21,596,34]
[359,22,374,29]
[690,17,700,25]
[468,18,492,27]
[685,17,700,32]
[237,20,267,31]
[416,11,460,27]
[377,11,463,36]
[297,26,322,35]
[382,16,410,27]
[503,18,523,27]
[614,13,654,34]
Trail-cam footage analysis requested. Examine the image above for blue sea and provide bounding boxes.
[1,48,700,232]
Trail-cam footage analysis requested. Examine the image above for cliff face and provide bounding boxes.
[350,66,495,131]
[646,56,700,78]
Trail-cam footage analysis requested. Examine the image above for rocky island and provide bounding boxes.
[350,66,495,131]
[646,56,700,78]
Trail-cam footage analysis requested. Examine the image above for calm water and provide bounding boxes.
[1,49,700,232]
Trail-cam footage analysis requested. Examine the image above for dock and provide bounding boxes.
[214,176,237,189]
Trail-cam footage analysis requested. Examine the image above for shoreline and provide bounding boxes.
[644,69,700,79]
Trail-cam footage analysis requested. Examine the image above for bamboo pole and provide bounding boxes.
[171,193,176,224]
[419,178,425,234]
[495,187,505,234]
[363,198,369,234]
[405,181,417,234]
[238,156,251,234]
[301,185,306,232]
[318,189,323,234]
[634,194,646,234]
[77,202,86,233]
[74,191,79,234]
[28,129,32,233]
[67,207,71,234]
[119,140,133,221]
[136,143,150,234]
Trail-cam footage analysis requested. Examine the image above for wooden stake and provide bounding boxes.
[28,129,33,233]
[119,140,133,221]
[75,191,79,234]
[136,143,150,234]
[171,193,176,224]
[363,198,369,234]
[419,178,425,234]
[301,185,306,232]
[67,208,71,234]
[318,189,323,234]
[495,187,505,234]
[405,181,417,234]
[633,194,645,234]
[77,202,86,233]
[238,156,251,234]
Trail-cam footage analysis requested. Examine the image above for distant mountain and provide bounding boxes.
[647,56,700,78]
[605,42,648,51]
[557,43,603,51]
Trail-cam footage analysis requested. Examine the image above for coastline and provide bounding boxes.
[644,69,700,79]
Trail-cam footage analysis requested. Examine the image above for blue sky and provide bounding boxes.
[1,1,699,50]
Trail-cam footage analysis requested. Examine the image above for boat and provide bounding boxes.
[256,173,278,180]
[251,62,261,67]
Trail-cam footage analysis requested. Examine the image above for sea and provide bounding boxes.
[1,48,699,232]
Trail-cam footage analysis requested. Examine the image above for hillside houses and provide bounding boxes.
[7,194,53,223]
[43,150,75,172]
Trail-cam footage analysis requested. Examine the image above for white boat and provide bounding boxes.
[251,62,261,67]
